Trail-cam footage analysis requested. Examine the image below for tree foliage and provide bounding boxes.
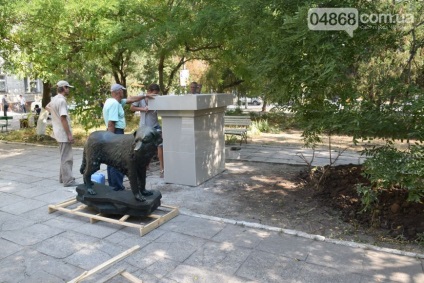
[2,0,424,203]
[222,0,424,205]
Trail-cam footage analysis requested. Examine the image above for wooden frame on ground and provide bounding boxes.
[48,197,179,236]
[68,245,142,283]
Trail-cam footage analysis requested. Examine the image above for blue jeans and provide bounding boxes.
[107,128,125,190]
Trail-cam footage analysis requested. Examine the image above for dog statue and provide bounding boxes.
[80,126,162,202]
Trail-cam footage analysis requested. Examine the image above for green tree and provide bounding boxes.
[3,0,148,130]
[138,0,236,94]
[223,0,424,206]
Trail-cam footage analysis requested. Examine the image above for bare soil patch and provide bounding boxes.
[312,165,424,245]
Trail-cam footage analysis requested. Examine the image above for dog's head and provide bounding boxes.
[133,126,163,152]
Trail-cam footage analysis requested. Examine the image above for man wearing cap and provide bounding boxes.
[102,83,156,191]
[46,80,77,187]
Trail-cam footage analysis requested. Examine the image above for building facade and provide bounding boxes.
[0,73,43,112]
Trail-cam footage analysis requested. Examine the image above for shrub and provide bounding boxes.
[250,112,297,132]
[251,119,269,133]
[225,107,244,116]
[358,144,424,211]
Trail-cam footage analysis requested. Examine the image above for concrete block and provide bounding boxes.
[236,249,303,281]
[1,223,64,246]
[297,263,363,283]
[163,217,226,239]
[306,241,365,273]
[0,198,46,215]
[184,241,252,275]
[212,224,271,249]
[0,238,23,260]
[362,250,424,283]
[256,232,313,261]
[167,264,248,283]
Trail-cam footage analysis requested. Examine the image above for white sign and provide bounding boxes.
[308,8,358,37]
[308,8,414,37]
[180,69,189,87]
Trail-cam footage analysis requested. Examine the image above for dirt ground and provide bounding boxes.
[311,164,424,246]
[157,132,424,255]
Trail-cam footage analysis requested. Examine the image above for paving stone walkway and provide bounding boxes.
[226,143,366,166]
[0,141,423,282]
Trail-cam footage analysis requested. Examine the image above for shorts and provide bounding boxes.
[153,125,163,146]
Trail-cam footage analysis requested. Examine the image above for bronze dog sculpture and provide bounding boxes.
[80,126,162,202]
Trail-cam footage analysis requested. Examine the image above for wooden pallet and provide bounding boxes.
[48,198,179,236]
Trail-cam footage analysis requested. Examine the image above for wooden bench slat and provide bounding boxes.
[224,129,247,134]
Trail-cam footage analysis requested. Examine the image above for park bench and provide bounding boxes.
[224,115,252,145]
[0,116,13,132]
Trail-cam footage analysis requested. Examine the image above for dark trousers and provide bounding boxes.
[107,128,125,190]
[3,105,8,116]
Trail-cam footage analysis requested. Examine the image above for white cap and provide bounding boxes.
[57,80,74,88]
[111,84,126,92]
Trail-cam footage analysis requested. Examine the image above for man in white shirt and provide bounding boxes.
[19,95,26,113]
[46,80,77,187]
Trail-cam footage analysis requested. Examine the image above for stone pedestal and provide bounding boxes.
[149,94,233,186]
[76,183,162,217]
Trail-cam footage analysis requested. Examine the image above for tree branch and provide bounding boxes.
[221,79,245,90]
[185,43,223,52]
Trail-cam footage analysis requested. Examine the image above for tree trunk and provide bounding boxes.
[36,109,49,136]
[158,54,166,95]
[262,100,267,112]
[42,81,51,108]
[37,81,52,136]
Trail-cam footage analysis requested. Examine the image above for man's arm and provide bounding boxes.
[107,120,116,133]
[130,104,148,113]
[126,94,156,104]
[60,115,74,143]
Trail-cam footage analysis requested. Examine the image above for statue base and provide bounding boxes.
[76,183,162,217]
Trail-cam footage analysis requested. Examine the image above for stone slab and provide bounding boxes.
[167,264,249,283]
[212,224,271,249]
[0,238,23,260]
[184,241,252,275]
[0,248,80,283]
[362,250,424,282]
[75,183,161,217]
[297,263,363,283]
[1,223,64,246]
[255,232,313,261]
[0,198,46,215]
[306,241,365,273]
[236,249,303,281]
